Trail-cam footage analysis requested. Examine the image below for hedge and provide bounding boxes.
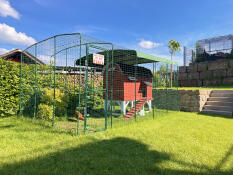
[0,58,20,117]
[0,58,105,119]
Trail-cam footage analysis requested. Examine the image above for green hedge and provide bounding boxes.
[0,58,20,117]
[0,58,105,119]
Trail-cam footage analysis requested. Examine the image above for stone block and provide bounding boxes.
[222,77,233,85]
[187,63,198,72]
[179,81,185,87]
[227,69,233,77]
[185,80,193,87]
[228,59,233,69]
[203,80,211,86]
[197,62,208,72]
[197,80,203,87]
[179,66,187,73]
[190,80,197,86]
[179,72,188,80]
[200,71,212,80]
[187,72,199,80]
[210,79,222,86]
[212,69,227,79]
[192,72,199,80]
[179,81,192,87]
[208,60,228,70]
[203,79,222,86]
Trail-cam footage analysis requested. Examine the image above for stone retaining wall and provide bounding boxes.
[179,90,211,112]
[179,59,233,87]
[153,89,211,112]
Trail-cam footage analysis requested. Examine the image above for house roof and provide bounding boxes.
[0,49,45,65]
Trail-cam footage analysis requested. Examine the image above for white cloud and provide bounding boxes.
[0,0,20,19]
[0,23,36,46]
[38,55,51,64]
[75,25,108,34]
[0,48,10,54]
[138,39,162,49]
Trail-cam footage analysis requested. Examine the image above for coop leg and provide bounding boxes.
[131,101,134,108]
[147,100,152,111]
[120,101,127,115]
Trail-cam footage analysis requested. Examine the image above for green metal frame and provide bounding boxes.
[19,33,179,135]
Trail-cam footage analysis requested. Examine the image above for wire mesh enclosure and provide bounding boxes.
[19,33,179,135]
[183,34,233,65]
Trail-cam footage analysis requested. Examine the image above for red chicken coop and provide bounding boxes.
[103,63,153,119]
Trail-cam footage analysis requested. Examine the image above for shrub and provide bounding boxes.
[37,104,53,120]
[40,88,69,117]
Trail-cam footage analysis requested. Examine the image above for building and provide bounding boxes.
[0,49,44,65]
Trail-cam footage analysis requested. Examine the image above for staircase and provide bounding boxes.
[123,98,150,120]
[202,90,233,116]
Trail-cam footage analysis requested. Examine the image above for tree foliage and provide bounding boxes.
[168,39,181,57]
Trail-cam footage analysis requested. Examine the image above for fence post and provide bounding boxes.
[183,46,186,66]
[19,52,23,116]
[52,37,56,127]
[34,44,37,118]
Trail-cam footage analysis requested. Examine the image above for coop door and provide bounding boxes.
[143,88,147,97]
[82,44,111,133]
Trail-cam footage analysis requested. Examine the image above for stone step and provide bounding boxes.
[204,105,233,111]
[202,109,232,116]
[210,93,233,97]
[208,97,233,102]
[206,101,233,106]
[212,90,233,94]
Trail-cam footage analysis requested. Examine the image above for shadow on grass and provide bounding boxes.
[199,112,233,119]
[0,124,15,129]
[0,137,232,175]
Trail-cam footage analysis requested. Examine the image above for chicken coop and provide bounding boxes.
[103,63,153,119]
[19,33,179,135]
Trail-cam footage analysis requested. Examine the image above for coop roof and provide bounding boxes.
[76,49,178,67]
[118,63,153,78]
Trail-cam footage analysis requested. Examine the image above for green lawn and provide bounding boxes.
[155,85,233,90]
[0,112,232,175]
[178,85,233,90]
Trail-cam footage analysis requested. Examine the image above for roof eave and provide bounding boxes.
[136,51,178,66]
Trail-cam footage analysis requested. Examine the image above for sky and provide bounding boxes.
[1,0,233,65]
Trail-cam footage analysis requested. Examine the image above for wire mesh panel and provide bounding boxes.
[19,33,179,135]
[82,44,111,133]
[152,62,179,114]
[183,46,196,66]
[184,34,233,65]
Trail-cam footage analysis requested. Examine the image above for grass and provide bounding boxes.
[0,112,232,175]
[154,85,233,90]
[178,85,233,90]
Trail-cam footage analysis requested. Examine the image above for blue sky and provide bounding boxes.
[1,0,233,65]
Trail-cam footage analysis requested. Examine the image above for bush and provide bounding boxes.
[40,88,69,117]
[0,58,20,117]
[37,104,53,120]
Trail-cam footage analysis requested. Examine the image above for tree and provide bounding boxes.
[168,39,181,87]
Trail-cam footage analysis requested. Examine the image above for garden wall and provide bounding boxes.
[179,59,233,87]
[153,89,211,112]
